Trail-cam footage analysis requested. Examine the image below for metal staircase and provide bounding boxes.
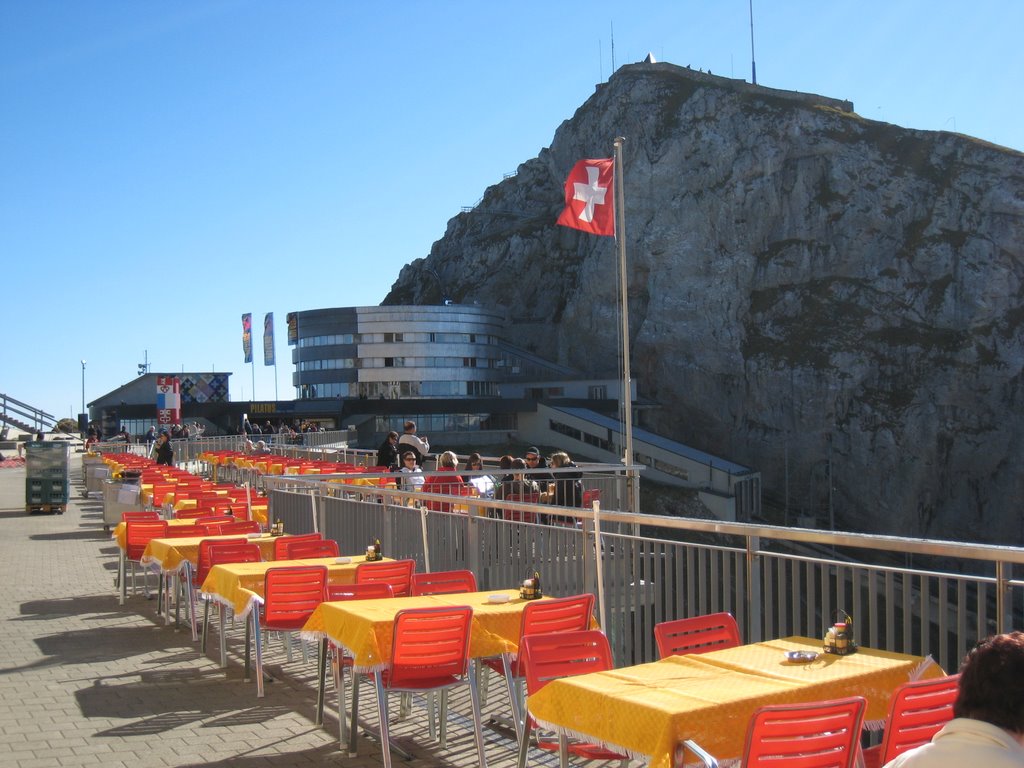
[0,393,57,435]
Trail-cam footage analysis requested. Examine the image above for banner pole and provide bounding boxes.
[613,137,637,514]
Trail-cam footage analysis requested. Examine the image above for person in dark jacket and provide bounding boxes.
[549,451,584,507]
[155,430,173,466]
[376,431,400,470]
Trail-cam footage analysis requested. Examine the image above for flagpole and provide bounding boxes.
[613,136,637,514]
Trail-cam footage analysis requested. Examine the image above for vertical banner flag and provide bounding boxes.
[156,376,181,426]
[263,312,275,366]
[241,313,253,363]
[556,158,615,237]
[286,312,298,345]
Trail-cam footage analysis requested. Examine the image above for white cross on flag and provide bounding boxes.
[556,158,615,237]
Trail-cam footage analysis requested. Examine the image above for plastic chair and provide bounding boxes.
[483,593,595,742]
[195,541,262,653]
[503,493,539,523]
[245,565,329,697]
[654,612,742,658]
[121,510,160,522]
[284,538,340,559]
[124,520,168,597]
[369,606,486,768]
[215,520,262,536]
[740,696,866,767]
[411,569,478,596]
[861,674,960,768]
[273,532,323,559]
[316,583,395,741]
[514,630,635,768]
[581,488,601,507]
[355,559,416,597]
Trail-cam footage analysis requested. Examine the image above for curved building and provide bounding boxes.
[292,305,509,400]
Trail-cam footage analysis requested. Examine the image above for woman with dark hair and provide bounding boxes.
[376,431,400,470]
[398,450,424,492]
[464,452,495,498]
[154,431,173,466]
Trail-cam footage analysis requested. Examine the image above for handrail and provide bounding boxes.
[0,392,57,431]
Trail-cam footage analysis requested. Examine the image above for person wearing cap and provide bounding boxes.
[524,446,554,485]
[154,430,173,466]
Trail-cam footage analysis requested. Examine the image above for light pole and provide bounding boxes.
[81,360,86,416]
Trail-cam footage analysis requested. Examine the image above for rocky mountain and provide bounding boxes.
[385,61,1024,545]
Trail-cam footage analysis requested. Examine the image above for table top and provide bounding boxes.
[302,589,541,671]
[526,636,942,768]
[140,533,280,573]
[200,555,385,618]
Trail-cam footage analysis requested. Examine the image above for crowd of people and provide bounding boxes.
[373,422,587,512]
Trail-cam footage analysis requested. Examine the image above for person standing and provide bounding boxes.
[376,431,400,470]
[398,421,430,466]
[883,631,1024,767]
[154,430,174,466]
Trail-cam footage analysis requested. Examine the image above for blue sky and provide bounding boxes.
[2,1,1021,423]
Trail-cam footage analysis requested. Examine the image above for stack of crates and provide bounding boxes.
[25,441,71,513]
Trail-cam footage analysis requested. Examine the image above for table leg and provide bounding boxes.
[316,638,327,725]
[254,611,265,698]
[119,550,126,605]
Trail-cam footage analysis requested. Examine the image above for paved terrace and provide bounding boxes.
[0,453,572,768]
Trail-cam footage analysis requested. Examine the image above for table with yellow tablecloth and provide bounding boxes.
[200,556,385,618]
[526,636,942,768]
[112,517,196,550]
[140,533,279,574]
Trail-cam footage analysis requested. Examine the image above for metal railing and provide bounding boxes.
[264,477,1024,675]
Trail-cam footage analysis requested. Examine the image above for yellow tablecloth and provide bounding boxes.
[200,556,381,618]
[302,589,539,672]
[527,636,942,768]
[113,517,196,550]
[140,533,279,573]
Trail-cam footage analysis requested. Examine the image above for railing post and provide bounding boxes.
[996,560,1010,634]
[747,534,762,642]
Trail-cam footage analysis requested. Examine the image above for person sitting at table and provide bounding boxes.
[524,446,554,487]
[495,458,540,500]
[421,451,468,512]
[549,451,584,507]
[883,631,1024,767]
[464,452,495,498]
[398,450,424,492]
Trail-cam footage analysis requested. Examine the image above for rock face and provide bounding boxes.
[385,61,1024,545]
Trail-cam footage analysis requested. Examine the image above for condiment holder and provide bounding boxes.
[270,519,285,536]
[365,538,382,562]
[823,609,857,655]
[519,572,542,600]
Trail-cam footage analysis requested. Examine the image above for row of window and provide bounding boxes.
[299,332,494,348]
[372,412,517,434]
[297,379,500,399]
[299,356,493,371]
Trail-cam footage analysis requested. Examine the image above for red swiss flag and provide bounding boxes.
[556,158,615,237]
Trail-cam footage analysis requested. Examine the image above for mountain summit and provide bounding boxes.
[385,60,1024,544]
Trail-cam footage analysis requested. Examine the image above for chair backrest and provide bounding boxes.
[194,537,249,584]
[877,674,961,764]
[743,696,866,768]
[125,520,169,560]
[503,494,539,523]
[325,582,394,601]
[581,488,601,507]
[206,541,262,569]
[387,606,473,688]
[284,538,340,559]
[520,593,595,641]
[216,520,262,535]
[273,532,323,559]
[411,569,478,596]
[654,612,742,658]
[355,559,416,597]
[121,510,160,522]
[261,566,329,630]
[518,629,613,696]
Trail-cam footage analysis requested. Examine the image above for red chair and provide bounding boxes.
[215,520,262,536]
[740,696,866,768]
[654,612,741,658]
[273,532,323,559]
[316,583,395,741]
[581,488,601,507]
[484,593,595,741]
[194,540,262,652]
[355,559,416,597]
[515,630,635,766]
[121,510,160,522]
[411,569,477,596]
[368,606,486,768]
[284,538,339,559]
[861,674,960,768]
[124,520,168,597]
[245,565,329,697]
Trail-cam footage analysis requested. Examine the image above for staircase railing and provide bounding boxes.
[0,393,58,433]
